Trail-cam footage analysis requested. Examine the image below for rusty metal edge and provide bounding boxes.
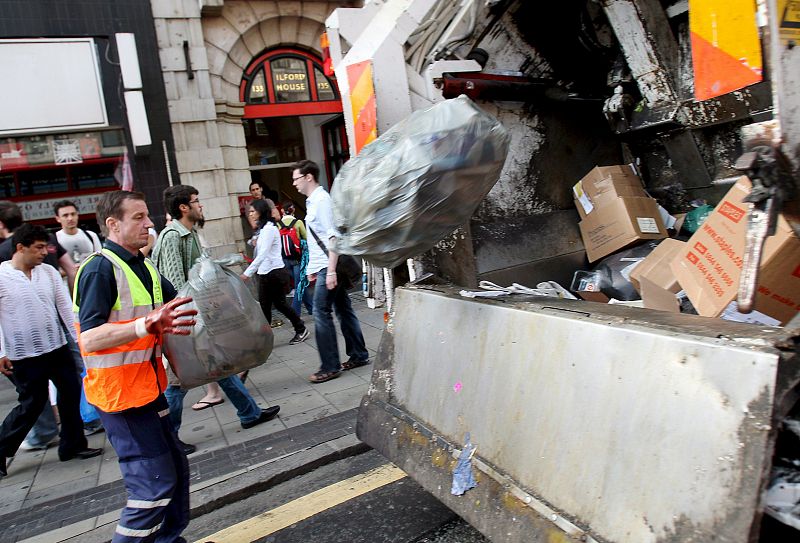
[357,396,603,543]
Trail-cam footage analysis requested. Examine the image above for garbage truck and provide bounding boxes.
[325,1,800,541]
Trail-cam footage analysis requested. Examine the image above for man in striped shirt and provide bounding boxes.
[0,224,102,478]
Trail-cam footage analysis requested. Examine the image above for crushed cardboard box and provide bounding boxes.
[629,238,685,292]
[629,238,686,312]
[669,176,800,325]
[573,165,668,263]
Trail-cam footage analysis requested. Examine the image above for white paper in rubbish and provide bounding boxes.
[721,302,781,327]
[657,205,677,229]
[619,258,645,281]
[573,182,594,215]
[636,217,660,234]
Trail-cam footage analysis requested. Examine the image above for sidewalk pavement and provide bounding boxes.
[0,294,386,543]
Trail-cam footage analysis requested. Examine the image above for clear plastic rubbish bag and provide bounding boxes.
[331,95,510,268]
[163,255,274,389]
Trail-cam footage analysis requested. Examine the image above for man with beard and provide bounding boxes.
[152,186,278,456]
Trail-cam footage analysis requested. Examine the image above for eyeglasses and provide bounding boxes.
[189,199,201,205]
[292,174,306,181]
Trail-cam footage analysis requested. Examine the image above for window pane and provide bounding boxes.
[19,168,68,195]
[71,162,117,190]
[249,69,267,103]
[271,57,310,103]
[315,68,336,100]
[245,117,305,166]
[0,173,15,197]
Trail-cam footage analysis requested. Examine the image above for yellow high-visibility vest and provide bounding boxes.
[74,249,166,412]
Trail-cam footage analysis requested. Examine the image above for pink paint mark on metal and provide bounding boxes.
[453,382,463,393]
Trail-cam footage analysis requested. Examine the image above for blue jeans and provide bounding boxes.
[285,258,313,315]
[313,267,369,374]
[165,375,261,432]
[68,333,100,425]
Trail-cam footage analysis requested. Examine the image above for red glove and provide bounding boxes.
[144,297,198,336]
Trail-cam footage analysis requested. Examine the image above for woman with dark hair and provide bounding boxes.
[241,199,309,345]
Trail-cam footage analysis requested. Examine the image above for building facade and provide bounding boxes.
[0,0,177,230]
[152,0,360,254]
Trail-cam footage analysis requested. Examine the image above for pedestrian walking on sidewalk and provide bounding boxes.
[152,186,280,445]
[280,201,314,317]
[241,198,310,346]
[75,191,197,542]
[0,224,102,479]
[53,199,104,436]
[291,160,370,383]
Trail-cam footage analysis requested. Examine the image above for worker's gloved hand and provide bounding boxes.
[144,297,198,336]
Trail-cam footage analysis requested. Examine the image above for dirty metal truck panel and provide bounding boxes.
[358,285,795,543]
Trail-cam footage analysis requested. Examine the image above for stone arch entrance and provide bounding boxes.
[153,1,356,254]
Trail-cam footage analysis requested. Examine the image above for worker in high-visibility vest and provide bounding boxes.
[74,190,197,543]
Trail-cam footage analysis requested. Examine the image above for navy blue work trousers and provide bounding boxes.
[98,396,189,543]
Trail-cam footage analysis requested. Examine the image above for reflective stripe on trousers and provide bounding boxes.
[99,400,189,543]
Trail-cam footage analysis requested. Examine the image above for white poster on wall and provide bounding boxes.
[19,193,106,222]
[0,38,108,136]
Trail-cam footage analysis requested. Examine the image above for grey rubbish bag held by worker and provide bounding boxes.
[74,190,197,543]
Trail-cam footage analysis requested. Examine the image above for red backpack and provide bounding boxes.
[279,218,302,260]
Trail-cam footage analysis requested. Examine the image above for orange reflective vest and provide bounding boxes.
[73,249,167,413]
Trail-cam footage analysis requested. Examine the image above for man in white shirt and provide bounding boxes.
[0,224,102,478]
[291,160,369,383]
[53,199,104,436]
[54,200,102,266]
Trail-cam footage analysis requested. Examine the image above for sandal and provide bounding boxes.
[342,358,370,370]
[309,371,341,383]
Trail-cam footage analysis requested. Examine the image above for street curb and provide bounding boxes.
[28,434,370,543]
[190,433,370,518]
[10,409,367,543]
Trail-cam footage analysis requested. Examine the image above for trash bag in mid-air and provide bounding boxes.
[331,95,510,268]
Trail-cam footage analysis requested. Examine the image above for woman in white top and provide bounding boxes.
[241,199,309,345]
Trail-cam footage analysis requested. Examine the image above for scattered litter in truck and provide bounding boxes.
[765,467,800,530]
[452,433,478,496]
[459,281,576,299]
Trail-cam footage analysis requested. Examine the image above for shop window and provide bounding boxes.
[72,162,118,190]
[315,68,336,101]
[0,173,16,197]
[243,117,305,166]
[0,128,125,201]
[249,70,267,103]
[19,168,68,195]
[271,57,311,103]
[241,49,340,106]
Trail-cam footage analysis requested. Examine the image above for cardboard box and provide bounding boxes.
[669,176,800,325]
[639,276,680,313]
[629,238,686,293]
[573,165,648,218]
[578,196,668,263]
